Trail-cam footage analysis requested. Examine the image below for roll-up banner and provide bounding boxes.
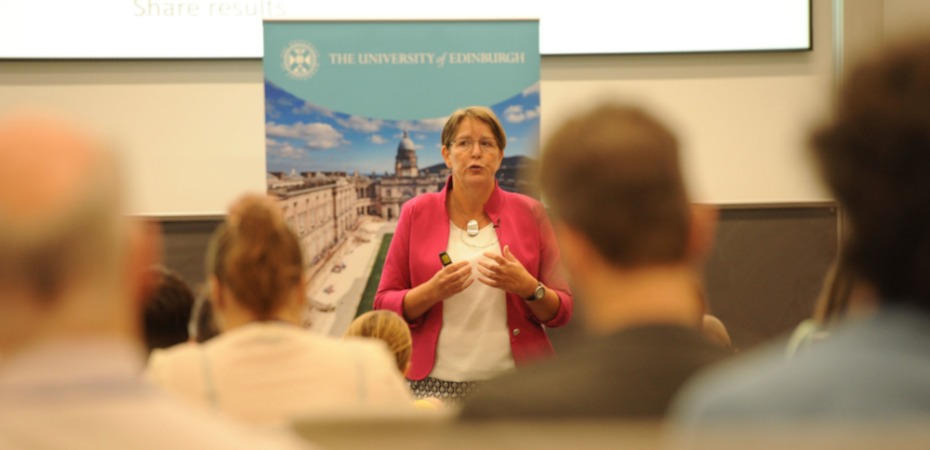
[263,20,540,330]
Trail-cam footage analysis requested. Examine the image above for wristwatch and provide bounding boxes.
[525,282,545,301]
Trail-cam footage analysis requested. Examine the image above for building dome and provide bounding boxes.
[398,130,416,152]
[395,130,419,178]
[284,168,305,181]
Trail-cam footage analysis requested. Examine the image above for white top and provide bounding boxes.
[0,338,313,450]
[430,221,516,382]
[146,322,413,426]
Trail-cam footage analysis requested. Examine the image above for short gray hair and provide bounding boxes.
[0,154,123,302]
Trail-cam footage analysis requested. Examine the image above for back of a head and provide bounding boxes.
[209,195,303,319]
[541,105,690,267]
[0,113,124,349]
[143,266,195,353]
[345,310,412,373]
[811,38,930,310]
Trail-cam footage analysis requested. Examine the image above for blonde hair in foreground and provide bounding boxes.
[345,310,412,374]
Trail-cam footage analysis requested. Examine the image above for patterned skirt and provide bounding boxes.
[408,377,485,406]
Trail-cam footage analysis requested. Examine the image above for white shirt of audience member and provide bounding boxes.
[146,321,413,426]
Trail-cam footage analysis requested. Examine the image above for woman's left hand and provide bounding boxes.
[477,245,537,298]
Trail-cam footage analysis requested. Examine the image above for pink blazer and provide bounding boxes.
[374,177,574,381]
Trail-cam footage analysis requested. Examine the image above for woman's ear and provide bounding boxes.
[441,145,452,169]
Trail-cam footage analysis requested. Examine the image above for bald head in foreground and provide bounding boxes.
[0,113,311,450]
[460,105,731,420]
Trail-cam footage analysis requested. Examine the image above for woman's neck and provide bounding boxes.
[449,178,494,220]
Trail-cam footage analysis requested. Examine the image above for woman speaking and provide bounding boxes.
[374,106,573,404]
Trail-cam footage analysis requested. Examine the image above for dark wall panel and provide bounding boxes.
[159,220,223,291]
[547,205,838,354]
[703,205,838,351]
[159,205,838,354]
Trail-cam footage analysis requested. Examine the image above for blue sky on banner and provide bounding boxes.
[265,79,541,175]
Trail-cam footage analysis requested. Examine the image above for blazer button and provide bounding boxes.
[512,328,520,336]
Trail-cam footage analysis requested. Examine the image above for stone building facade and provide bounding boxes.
[377,130,442,220]
[268,131,443,264]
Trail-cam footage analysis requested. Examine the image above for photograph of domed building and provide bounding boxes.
[264,81,539,333]
[377,130,443,220]
[268,131,443,270]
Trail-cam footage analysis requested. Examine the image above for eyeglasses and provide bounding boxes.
[450,138,499,152]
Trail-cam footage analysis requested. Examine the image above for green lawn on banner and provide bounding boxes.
[355,233,393,318]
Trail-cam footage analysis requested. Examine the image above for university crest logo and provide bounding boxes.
[281,41,320,80]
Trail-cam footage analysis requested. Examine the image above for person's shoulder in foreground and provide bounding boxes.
[461,326,732,420]
[671,306,930,424]
[2,361,315,450]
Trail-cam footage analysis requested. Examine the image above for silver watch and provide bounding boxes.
[525,282,545,301]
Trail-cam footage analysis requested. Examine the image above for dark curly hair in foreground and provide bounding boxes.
[812,38,930,310]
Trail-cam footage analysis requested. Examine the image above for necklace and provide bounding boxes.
[450,193,484,237]
[452,220,499,248]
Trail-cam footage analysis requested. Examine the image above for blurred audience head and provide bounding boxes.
[540,105,716,332]
[345,310,412,375]
[811,39,930,311]
[541,105,714,271]
[207,194,304,329]
[0,112,159,355]
[142,265,194,353]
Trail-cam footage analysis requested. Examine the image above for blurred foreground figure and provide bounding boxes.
[672,39,930,427]
[460,105,730,419]
[0,113,309,450]
[147,195,412,426]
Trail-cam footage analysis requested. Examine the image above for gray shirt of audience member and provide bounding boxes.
[461,325,732,419]
[671,306,930,426]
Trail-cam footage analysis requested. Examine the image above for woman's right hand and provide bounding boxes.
[402,260,473,321]
[426,260,474,302]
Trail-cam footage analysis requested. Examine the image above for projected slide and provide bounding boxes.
[0,0,810,58]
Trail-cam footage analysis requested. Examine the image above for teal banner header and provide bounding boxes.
[263,20,540,120]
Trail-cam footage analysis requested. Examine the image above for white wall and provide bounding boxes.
[841,0,930,84]
[884,0,930,41]
[540,0,835,204]
[0,0,835,215]
[0,60,265,216]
